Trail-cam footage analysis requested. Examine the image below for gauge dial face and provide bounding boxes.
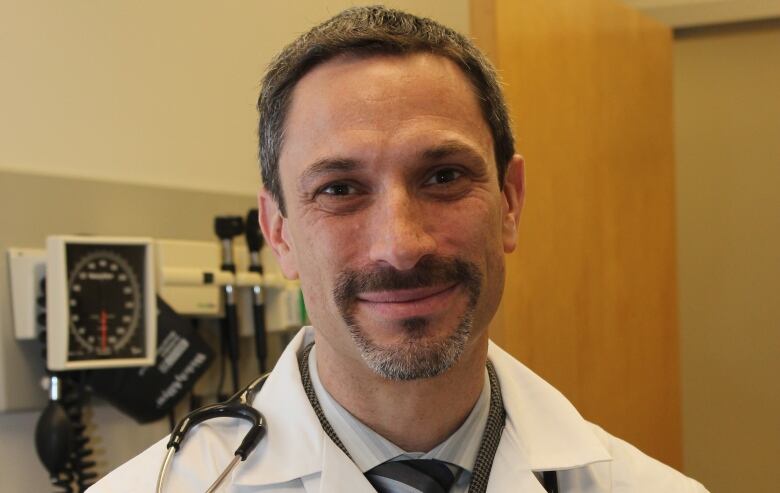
[66,244,147,361]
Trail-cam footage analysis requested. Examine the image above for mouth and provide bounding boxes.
[355,283,459,320]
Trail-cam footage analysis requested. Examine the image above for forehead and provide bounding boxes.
[278,53,494,175]
[290,52,481,121]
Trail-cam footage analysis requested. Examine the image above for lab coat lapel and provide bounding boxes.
[232,328,324,487]
[317,436,376,493]
[489,341,612,472]
[485,341,613,492]
[486,432,549,493]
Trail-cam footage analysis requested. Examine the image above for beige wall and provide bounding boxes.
[674,20,780,492]
[0,0,468,195]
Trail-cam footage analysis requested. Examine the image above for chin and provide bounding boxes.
[347,312,474,381]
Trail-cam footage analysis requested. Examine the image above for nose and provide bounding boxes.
[368,188,437,271]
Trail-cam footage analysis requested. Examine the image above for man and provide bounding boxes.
[91,6,707,492]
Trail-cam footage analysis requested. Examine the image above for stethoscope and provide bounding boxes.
[155,373,560,493]
[156,373,269,493]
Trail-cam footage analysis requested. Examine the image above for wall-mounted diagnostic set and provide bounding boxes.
[6,209,304,492]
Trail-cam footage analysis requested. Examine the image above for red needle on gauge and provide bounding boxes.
[100,309,107,351]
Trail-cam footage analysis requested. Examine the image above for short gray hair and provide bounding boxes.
[258,5,514,214]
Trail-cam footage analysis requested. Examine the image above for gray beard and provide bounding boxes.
[346,308,474,380]
[333,256,482,381]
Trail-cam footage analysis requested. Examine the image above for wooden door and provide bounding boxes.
[472,0,682,467]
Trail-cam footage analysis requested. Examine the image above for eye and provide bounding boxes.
[425,168,463,185]
[312,180,369,214]
[319,182,357,196]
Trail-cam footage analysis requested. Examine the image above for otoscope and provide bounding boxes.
[215,216,244,395]
[245,209,268,373]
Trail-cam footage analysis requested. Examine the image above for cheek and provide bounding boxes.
[294,246,338,328]
[432,197,504,259]
[290,220,358,303]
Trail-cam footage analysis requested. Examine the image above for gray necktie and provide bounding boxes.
[366,459,458,493]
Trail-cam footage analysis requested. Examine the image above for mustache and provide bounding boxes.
[333,256,482,310]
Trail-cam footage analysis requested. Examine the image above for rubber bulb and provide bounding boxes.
[35,400,74,476]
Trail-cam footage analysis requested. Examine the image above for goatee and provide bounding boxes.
[333,256,482,380]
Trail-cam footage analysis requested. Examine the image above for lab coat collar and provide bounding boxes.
[232,328,612,487]
[232,327,326,486]
[487,341,612,473]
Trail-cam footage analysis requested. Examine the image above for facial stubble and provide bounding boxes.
[333,257,483,380]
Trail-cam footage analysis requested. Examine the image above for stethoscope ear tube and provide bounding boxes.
[158,374,269,492]
[236,423,265,459]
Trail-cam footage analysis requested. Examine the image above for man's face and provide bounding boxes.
[260,53,523,379]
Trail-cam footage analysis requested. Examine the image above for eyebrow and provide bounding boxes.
[298,157,361,192]
[421,140,487,165]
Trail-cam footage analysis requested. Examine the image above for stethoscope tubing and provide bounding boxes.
[156,447,174,493]
[156,374,268,492]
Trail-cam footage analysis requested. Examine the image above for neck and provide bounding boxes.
[314,334,489,452]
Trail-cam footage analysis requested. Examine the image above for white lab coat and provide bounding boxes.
[89,327,708,492]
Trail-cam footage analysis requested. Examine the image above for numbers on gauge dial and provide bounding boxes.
[67,251,141,356]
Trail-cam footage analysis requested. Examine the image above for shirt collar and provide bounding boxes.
[309,344,491,473]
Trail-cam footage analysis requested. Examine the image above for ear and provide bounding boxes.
[501,154,525,253]
[258,188,300,279]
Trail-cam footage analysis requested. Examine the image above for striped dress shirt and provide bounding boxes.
[308,347,490,492]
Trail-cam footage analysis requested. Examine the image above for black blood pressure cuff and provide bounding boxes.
[88,297,214,423]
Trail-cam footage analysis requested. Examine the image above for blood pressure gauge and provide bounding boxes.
[46,236,157,370]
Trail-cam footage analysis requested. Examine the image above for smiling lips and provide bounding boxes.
[356,283,458,319]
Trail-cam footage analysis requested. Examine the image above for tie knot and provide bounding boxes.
[366,458,458,493]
